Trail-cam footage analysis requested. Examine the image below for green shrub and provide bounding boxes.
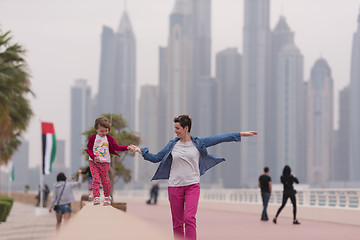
[0,196,14,222]
[0,201,11,222]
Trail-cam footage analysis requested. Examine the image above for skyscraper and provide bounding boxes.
[70,79,92,174]
[215,48,242,187]
[334,87,350,181]
[277,44,305,179]
[271,16,306,181]
[97,10,136,131]
[241,0,271,186]
[349,7,360,181]
[307,59,333,186]
[138,85,160,183]
[163,0,212,140]
[165,0,192,140]
[266,16,296,181]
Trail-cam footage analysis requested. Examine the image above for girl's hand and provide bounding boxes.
[128,144,142,154]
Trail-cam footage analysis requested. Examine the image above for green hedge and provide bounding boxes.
[0,196,14,222]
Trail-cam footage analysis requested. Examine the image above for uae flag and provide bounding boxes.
[42,122,56,175]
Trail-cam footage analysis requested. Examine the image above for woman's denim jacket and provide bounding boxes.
[140,132,241,180]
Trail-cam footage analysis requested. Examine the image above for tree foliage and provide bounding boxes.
[82,113,140,195]
[0,31,33,165]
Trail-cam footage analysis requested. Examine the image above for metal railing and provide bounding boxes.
[114,188,360,209]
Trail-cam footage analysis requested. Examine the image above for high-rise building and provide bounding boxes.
[241,0,271,187]
[9,139,29,191]
[349,7,360,181]
[306,58,333,186]
[215,48,242,188]
[70,79,92,174]
[164,0,193,140]
[138,85,160,183]
[163,0,212,140]
[266,16,295,181]
[271,16,307,182]
[277,44,305,180]
[334,87,350,181]
[97,11,136,131]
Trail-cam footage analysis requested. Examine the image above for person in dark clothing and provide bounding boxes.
[43,185,50,207]
[258,167,271,221]
[273,165,300,225]
[147,183,160,205]
[81,166,93,200]
[36,184,50,207]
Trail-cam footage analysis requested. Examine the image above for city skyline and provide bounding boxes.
[0,0,359,168]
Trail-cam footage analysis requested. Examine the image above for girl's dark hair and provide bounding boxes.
[173,114,192,133]
[57,172,67,182]
[283,165,291,176]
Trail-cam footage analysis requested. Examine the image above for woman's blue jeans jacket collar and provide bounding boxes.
[140,132,241,180]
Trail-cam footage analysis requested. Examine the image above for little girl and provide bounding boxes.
[85,116,130,205]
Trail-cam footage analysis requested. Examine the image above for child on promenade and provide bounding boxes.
[85,116,130,206]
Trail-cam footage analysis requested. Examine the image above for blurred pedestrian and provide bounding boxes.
[258,167,271,221]
[147,183,159,205]
[48,170,82,231]
[81,166,93,200]
[273,165,300,225]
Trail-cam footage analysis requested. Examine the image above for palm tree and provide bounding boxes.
[0,31,34,188]
[82,113,140,197]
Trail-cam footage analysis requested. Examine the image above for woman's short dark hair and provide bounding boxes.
[57,172,67,182]
[174,114,192,133]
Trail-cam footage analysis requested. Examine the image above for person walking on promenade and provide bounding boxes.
[258,167,272,221]
[85,116,130,206]
[273,165,300,225]
[147,183,160,205]
[81,166,93,200]
[49,171,82,231]
[129,114,258,240]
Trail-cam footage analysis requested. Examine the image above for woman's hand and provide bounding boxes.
[240,131,258,137]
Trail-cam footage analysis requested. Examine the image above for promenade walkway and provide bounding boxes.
[126,199,360,240]
[0,202,56,239]
[0,198,359,240]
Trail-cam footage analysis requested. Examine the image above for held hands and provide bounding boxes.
[240,131,258,137]
[128,144,142,154]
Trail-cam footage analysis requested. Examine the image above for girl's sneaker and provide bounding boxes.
[103,197,111,206]
[93,197,100,205]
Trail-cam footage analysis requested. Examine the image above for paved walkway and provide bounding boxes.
[126,200,360,240]
[0,202,56,240]
[1,200,360,240]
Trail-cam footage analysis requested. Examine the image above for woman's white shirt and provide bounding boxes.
[169,140,200,187]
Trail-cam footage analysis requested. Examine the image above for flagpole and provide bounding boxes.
[8,160,13,197]
[8,174,11,197]
[39,119,43,208]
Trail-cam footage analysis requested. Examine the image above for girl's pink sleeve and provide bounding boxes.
[85,135,96,160]
[108,135,128,152]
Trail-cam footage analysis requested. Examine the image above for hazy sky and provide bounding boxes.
[0,0,359,167]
